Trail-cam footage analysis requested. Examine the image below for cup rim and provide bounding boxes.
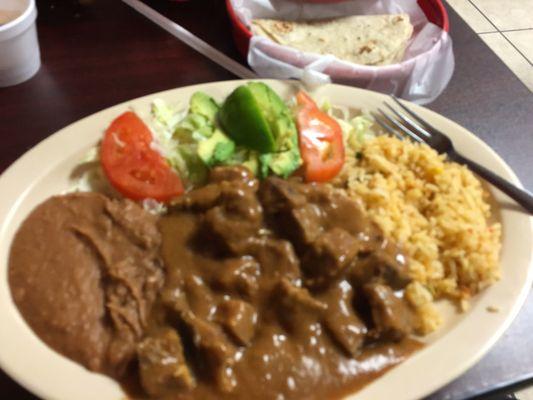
[0,0,34,33]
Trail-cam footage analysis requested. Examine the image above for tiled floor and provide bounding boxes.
[445,0,533,92]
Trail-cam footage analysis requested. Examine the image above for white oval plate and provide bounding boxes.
[0,80,532,400]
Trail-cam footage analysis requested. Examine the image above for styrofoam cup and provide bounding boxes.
[0,0,40,87]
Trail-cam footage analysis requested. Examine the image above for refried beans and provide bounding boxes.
[9,192,163,378]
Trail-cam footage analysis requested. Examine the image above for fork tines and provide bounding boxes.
[372,96,437,144]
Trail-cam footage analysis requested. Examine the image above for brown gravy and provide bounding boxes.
[137,166,422,399]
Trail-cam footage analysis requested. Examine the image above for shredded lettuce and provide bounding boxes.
[149,99,202,187]
[320,97,378,151]
[149,99,198,186]
[323,102,377,152]
[151,98,183,129]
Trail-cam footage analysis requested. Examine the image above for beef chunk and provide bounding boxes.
[202,182,263,254]
[321,280,367,356]
[277,278,327,335]
[215,299,258,346]
[278,279,327,312]
[290,203,326,244]
[160,285,188,316]
[181,311,238,393]
[258,176,307,212]
[211,256,261,299]
[309,189,371,238]
[184,275,216,320]
[173,167,258,212]
[204,206,260,254]
[260,178,371,242]
[246,238,301,283]
[363,283,415,341]
[259,177,322,246]
[350,249,411,290]
[173,184,222,211]
[209,165,258,189]
[259,177,388,287]
[173,166,262,255]
[302,228,361,283]
[137,327,195,397]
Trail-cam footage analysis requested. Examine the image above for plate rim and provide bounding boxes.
[0,79,532,400]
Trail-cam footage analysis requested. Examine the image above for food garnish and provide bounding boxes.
[100,84,352,200]
[100,111,184,202]
[295,91,345,182]
[219,82,302,177]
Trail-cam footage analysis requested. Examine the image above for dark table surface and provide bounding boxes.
[1,1,532,399]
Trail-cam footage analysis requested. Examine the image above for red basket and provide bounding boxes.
[226,0,449,59]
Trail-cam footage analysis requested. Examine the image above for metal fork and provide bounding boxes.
[373,96,533,214]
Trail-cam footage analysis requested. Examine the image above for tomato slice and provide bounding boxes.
[100,111,184,202]
[295,91,345,182]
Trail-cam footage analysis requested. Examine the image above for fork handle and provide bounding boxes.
[451,151,533,214]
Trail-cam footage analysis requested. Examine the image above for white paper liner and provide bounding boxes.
[230,0,455,104]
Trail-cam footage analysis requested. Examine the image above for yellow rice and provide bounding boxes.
[333,135,501,334]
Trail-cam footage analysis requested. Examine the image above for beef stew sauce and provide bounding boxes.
[142,166,422,399]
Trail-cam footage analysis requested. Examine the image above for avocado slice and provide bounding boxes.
[247,82,297,153]
[197,129,236,167]
[219,84,276,153]
[219,82,302,177]
[189,91,219,123]
[266,148,301,178]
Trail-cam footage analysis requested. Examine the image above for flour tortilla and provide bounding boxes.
[251,14,414,66]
